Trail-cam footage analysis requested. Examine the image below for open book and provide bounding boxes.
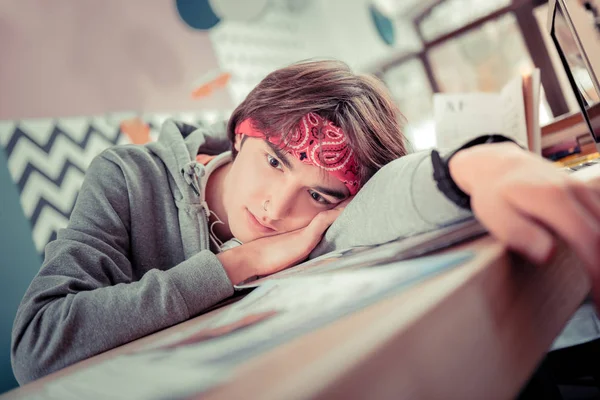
[433,69,541,154]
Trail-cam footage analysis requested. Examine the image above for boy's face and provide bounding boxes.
[223,135,350,243]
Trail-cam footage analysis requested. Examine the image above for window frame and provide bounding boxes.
[376,0,569,118]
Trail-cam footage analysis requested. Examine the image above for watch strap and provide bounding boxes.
[431,134,518,210]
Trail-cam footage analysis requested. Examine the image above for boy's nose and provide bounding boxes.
[264,188,296,221]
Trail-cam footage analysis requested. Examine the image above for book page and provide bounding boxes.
[500,75,529,148]
[433,93,504,151]
[522,69,542,154]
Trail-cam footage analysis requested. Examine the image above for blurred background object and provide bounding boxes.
[191,69,231,99]
[2,0,598,147]
[175,0,221,30]
[209,0,270,21]
[580,0,600,33]
[2,0,600,395]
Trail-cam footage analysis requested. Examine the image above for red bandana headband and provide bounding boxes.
[235,113,361,195]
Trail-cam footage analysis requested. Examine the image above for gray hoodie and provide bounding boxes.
[11,120,470,384]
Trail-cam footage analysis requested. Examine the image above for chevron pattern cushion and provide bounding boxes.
[0,111,228,260]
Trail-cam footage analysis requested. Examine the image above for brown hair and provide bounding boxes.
[226,59,408,185]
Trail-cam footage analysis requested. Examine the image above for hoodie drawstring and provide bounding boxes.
[181,160,226,250]
[181,161,203,196]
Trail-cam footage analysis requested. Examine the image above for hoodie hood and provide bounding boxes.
[146,119,231,257]
[147,119,231,203]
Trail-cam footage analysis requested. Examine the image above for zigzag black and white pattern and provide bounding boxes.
[0,111,231,260]
[0,117,124,258]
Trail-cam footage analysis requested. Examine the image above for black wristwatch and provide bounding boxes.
[431,134,518,210]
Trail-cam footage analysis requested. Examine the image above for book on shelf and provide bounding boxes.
[433,69,542,154]
[541,102,600,151]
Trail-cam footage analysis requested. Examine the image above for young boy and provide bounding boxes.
[11,60,600,384]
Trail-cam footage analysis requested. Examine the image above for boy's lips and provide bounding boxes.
[245,208,276,233]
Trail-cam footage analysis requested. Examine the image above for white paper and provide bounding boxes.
[434,93,504,151]
[433,74,530,151]
[500,76,529,147]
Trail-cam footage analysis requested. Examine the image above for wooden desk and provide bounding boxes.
[200,239,589,400]
[2,168,598,400]
[1,237,591,400]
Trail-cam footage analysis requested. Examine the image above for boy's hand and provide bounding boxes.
[218,198,352,285]
[449,142,600,301]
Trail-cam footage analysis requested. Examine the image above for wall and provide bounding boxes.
[299,0,421,73]
[209,0,310,105]
[208,0,423,130]
[0,146,41,393]
[0,0,233,120]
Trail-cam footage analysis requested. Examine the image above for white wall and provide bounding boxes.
[209,0,414,105]
[0,0,233,119]
[209,0,311,105]
[298,0,421,73]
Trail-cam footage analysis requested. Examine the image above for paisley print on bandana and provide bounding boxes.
[235,113,361,195]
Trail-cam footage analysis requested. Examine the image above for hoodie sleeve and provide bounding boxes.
[11,153,234,385]
[310,150,473,258]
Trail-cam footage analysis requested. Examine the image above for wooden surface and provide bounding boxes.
[199,237,590,400]
[3,164,598,400]
[1,234,591,400]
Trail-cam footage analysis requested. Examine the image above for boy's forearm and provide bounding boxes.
[218,217,338,284]
[12,247,233,384]
[217,229,317,284]
[217,244,260,285]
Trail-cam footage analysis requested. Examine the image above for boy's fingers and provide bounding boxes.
[571,181,600,224]
[473,195,556,264]
[305,208,342,238]
[504,181,600,271]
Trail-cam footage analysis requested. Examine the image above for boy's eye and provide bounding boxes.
[267,154,282,170]
[309,191,331,205]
